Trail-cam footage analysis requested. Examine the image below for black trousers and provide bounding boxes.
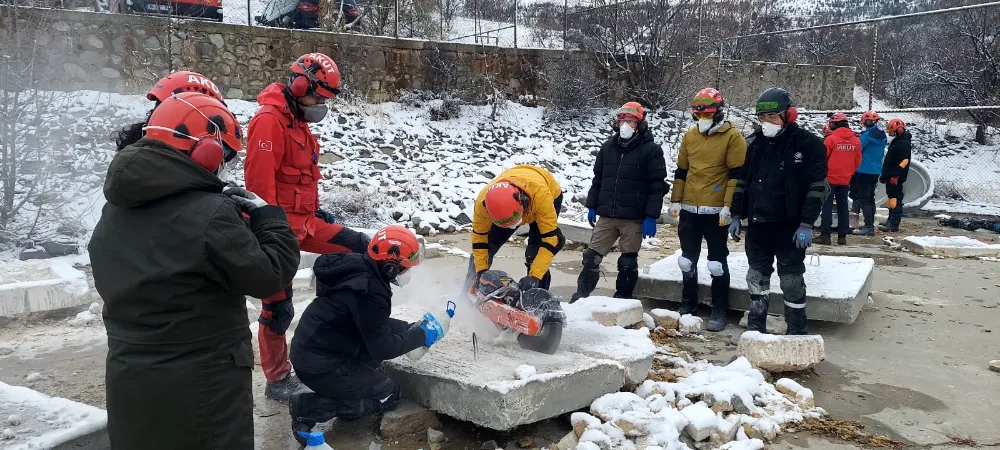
[464,194,563,291]
[850,174,879,228]
[293,360,402,424]
[885,183,905,228]
[106,337,254,450]
[821,185,850,236]
[677,210,730,305]
[745,222,806,281]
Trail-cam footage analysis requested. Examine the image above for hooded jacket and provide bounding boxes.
[824,126,863,185]
[290,253,426,374]
[472,164,564,278]
[857,125,887,175]
[670,120,746,212]
[587,128,669,219]
[89,138,300,347]
[881,130,912,184]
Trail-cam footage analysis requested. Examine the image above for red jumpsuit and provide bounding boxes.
[245,83,368,383]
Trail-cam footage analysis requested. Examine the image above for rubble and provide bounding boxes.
[737,331,826,372]
[650,308,680,330]
[378,400,441,439]
[990,360,1000,373]
[427,427,445,444]
[550,431,579,450]
[679,314,703,333]
[775,378,815,408]
[574,296,645,328]
[680,402,717,441]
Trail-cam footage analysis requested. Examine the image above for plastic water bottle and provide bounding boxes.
[406,301,456,361]
[297,431,334,450]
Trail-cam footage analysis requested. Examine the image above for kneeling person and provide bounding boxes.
[288,225,446,445]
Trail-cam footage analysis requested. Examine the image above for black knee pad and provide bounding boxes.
[582,249,604,270]
[779,274,805,301]
[618,252,638,272]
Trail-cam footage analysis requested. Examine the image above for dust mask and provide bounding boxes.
[619,123,634,139]
[392,270,412,287]
[760,122,782,138]
[698,119,714,133]
[301,104,329,123]
[887,135,896,143]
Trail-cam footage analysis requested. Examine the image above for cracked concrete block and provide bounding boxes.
[679,314,703,333]
[902,235,1000,258]
[379,399,441,439]
[0,260,91,317]
[573,296,644,328]
[650,308,680,330]
[774,378,815,408]
[737,332,826,372]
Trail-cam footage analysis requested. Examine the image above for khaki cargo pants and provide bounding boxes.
[589,217,643,254]
[573,217,643,300]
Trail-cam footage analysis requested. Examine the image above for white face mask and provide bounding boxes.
[619,123,634,139]
[760,122,782,138]
[391,269,412,287]
[887,135,896,143]
[698,119,714,133]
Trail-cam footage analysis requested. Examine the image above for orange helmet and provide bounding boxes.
[144,92,244,173]
[289,52,342,99]
[886,118,905,135]
[829,112,848,124]
[617,101,645,122]
[692,88,725,114]
[483,181,528,229]
[860,110,880,126]
[822,122,832,137]
[147,71,224,104]
[368,225,423,270]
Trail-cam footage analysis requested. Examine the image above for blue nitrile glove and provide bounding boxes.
[315,208,337,224]
[587,208,597,227]
[794,224,813,249]
[729,218,742,241]
[419,313,445,347]
[642,217,657,239]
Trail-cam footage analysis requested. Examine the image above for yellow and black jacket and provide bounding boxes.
[670,120,747,213]
[472,165,563,278]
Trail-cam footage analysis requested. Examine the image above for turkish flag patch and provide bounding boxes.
[258,140,273,152]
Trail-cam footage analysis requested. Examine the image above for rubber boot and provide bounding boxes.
[816,233,831,245]
[266,373,304,404]
[678,268,699,316]
[614,253,639,299]
[705,272,730,332]
[837,234,848,245]
[783,297,809,335]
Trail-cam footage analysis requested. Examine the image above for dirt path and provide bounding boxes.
[1,218,998,449]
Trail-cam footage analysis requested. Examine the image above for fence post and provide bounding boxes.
[869,24,878,111]
[246,0,250,26]
[563,0,567,50]
[394,0,399,38]
[513,0,517,48]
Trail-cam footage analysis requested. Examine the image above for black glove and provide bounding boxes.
[518,275,540,292]
[315,208,337,224]
[223,187,268,214]
[259,298,294,335]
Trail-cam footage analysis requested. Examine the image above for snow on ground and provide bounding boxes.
[574,350,824,449]
[902,235,1000,250]
[922,199,1000,217]
[0,381,107,450]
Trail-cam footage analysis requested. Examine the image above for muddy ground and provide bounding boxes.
[1,216,998,449]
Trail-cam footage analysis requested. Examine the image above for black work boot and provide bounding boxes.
[837,234,848,245]
[266,373,304,404]
[289,392,318,447]
[816,233,832,245]
[705,272,730,332]
[746,294,770,333]
[783,297,809,335]
[678,268,699,316]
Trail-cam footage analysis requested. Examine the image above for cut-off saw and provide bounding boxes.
[469,269,566,354]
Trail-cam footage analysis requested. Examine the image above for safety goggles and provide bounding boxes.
[616,117,639,128]
[693,111,715,120]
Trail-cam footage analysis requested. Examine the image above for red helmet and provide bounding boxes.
[829,112,849,124]
[147,71,224,104]
[617,101,645,122]
[483,181,528,229]
[692,88,725,114]
[860,110,881,125]
[822,122,832,137]
[368,225,423,269]
[289,52,342,99]
[886,118,906,135]
[144,92,244,173]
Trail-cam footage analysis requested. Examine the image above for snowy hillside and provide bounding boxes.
[4,86,998,259]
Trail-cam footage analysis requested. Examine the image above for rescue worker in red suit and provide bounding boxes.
[244,52,370,403]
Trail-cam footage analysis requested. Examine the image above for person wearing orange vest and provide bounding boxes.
[244,52,370,403]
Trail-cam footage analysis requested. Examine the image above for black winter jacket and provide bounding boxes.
[90,138,300,347]
[290,253,426,374]
[731,123,828,226]
[880,130,912,184]
[585,129,669,220]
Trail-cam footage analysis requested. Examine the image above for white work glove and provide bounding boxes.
[224,187,269,213]
[718,206,733,226]
[668,203,682,218]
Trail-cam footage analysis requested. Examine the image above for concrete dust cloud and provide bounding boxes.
[393,262,501,340]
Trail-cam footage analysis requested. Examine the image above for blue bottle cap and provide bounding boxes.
[297,430,326,446]
[446,301,457,318]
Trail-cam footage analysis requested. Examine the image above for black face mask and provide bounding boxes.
[301,103,329,123]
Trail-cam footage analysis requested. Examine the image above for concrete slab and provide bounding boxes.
[634,250,873,324]
[901,235,1000,258]
[382,303,655,430]
[0,381,108,450]
[0,260,92,317]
